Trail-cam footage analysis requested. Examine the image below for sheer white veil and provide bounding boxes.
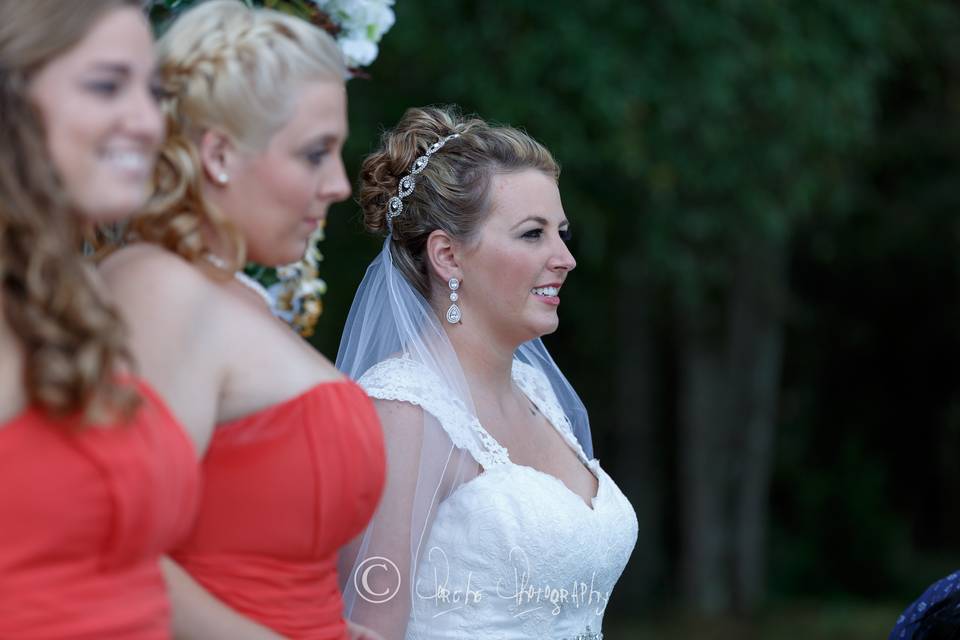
[336,236,593,638]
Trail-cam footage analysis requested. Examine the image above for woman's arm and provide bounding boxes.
[99,244,223,452]
[162,558,285,640]
[345,620,385,640]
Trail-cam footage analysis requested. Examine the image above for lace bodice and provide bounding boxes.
[359,356,638,639]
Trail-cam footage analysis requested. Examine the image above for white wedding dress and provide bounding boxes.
[359,355,638,639]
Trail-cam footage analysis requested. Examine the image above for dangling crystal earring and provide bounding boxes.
[446,277,461,324]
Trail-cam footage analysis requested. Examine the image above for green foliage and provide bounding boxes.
[148,0,960,609]
[342,0,960,606]
[147,0,325,36]
[349,1,918,311]
[146,0,209,31]
[773,0,960,599]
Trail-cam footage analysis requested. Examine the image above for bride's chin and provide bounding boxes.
[536,320,560,338]
[513,325,557,344]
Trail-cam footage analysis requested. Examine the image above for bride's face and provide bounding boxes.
[455,169,575,346]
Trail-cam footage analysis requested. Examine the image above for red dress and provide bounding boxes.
[0,380,199,639]
[171,379,386,640]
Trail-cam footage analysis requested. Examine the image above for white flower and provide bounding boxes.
[297,279,327,297]
[310,0,396,67]
[275,265,301,280]
[152,1,396,68]
[338,37,379,68]
[306,244,324,265]
[360,0,396,40]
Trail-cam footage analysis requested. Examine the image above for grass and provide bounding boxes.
[604,601,901,639]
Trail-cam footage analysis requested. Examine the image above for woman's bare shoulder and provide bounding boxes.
[99,243,218,314]
[101,242,206,289]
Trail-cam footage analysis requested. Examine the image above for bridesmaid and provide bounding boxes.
[101,2,385,638]
[0,1,199,638]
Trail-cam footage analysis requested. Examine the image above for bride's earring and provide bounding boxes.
[446,277,461,324]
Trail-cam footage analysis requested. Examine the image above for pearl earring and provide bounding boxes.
[446,277,461,324]
[217,172,229,185]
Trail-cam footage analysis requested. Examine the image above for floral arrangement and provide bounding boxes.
[313,0,396,68]
[148,0,395,70]
[267,223,328,338]
[147,0,396,337]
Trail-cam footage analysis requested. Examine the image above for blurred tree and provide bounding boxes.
[149,0,960,620]
[774,0,960,599]
[632,1,911,613]
[341,0,922,614]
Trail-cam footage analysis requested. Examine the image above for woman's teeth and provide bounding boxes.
[103,150,150,173]
[532,286,559,297]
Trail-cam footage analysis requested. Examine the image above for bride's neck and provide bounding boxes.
[446,324,516,399]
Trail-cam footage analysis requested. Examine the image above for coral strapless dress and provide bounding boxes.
[172,379,386,640]
[0,380,200,639]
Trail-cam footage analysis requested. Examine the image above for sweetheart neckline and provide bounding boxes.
[444,458,606,514]
[217,377,355,429]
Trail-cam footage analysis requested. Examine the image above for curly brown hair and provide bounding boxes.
[0,0,142,423]
[359,105,560,299]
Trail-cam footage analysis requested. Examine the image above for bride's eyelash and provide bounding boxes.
[521,228,572,242]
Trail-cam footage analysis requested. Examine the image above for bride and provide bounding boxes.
[337,106,637,639]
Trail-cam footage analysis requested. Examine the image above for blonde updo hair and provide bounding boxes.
[0,0,142,423]
[131,0,346,270]
[360,106,560,298]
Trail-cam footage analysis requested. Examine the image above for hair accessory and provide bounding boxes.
[145,0,396,71]
[445,277,461,324]
[386,133,460,232]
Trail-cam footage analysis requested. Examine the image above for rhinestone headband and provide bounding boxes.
[386,133,460,232]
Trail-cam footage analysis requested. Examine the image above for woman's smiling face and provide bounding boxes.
[455,169,576,346]
[28,6,163,221]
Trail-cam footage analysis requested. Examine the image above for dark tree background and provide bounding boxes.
[154,1,960,636]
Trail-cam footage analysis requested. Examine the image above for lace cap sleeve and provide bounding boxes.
[359,356,509,469]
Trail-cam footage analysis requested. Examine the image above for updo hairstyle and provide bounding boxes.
[359,105,559,299]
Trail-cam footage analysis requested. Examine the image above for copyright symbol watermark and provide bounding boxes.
[354,556,402,604]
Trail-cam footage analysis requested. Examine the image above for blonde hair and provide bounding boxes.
[0,0,142,423]
[131,0,347,270]
[360,105,561,298]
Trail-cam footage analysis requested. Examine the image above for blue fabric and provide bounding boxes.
[891,571,960,639]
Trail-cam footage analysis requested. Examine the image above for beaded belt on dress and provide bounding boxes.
[567,627,602,640]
